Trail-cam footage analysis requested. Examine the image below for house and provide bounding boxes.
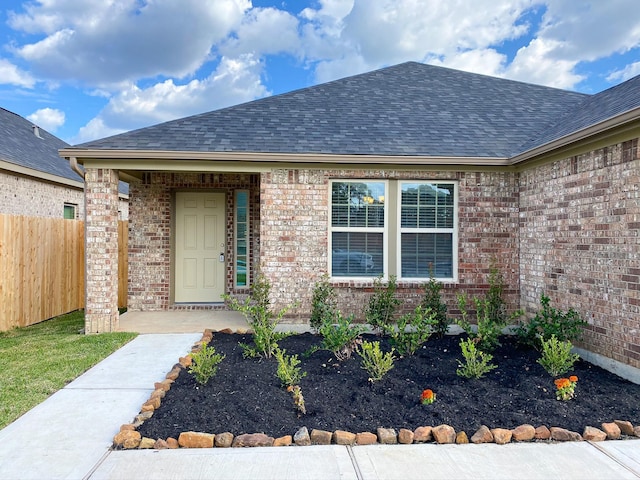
[60,62,640,373]
[0,107,129,219]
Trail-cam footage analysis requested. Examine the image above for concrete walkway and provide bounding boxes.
[1,332,640,480]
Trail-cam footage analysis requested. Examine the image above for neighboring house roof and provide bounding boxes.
[66,62,640,165]
[0,107,129,194]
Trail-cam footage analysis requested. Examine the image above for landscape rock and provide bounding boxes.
[583,426,607,442]
[512,424,536,442]
[134,411,153,424]
[178,431,215,448]
[143,397,161,410]
[179,356,192,368]
[601,422,621,440]
[398,429,414,444]
[139,437,156,449]
[432,424,456,444]
[113,430,141,449]
[334,430,356,445]
[550,427,582,442]
[119,424,136,432]
[471,425,494,444]
[456,431,469,444]
[166,368,181,381]
[310,429,333,445]
[140,404,155,413]
[491,428,512,445]
[150,388,166,400]
[214,432,234,448]
[413,426,433,443]
[614,420,634,436]
[634,426,640,438]
[377,428,398,444]
[294,427,311,446]
[166,437,179,449]
[273,435,292,446]
[153,439,169,449]
[356,432,378,445]
[155,380,173,392]
[535,425,551,440]
[218,328,234,334]
[232,433,274,448]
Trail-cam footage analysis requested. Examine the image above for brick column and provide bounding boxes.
[84,168,120,333]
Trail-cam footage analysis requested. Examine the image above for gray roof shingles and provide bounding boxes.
[76,62,593,158]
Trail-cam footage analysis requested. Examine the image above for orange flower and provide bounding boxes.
[569,375,578,383]
[554,378,571,389]
[420,389,436,405]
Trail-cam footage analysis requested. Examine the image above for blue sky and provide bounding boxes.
[1,0,639,144]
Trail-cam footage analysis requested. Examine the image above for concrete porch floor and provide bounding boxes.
[118,310,312,334]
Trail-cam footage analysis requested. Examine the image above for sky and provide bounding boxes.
[0,0,639,145]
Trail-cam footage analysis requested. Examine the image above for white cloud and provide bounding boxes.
[12,0,252,86]
[73,55,268,143]
[27,107,65,132]
[0,58,35,87]
[607,61,640,82]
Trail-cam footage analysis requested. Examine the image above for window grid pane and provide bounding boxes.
[235,191,249,287]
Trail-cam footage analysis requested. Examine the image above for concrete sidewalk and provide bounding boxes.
[1,333,639,480]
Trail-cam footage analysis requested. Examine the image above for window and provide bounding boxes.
[330,181,386,277]
[63,203,76,220]
[329,180,457,281]
[234,191,249,288]
[399,182,456,279]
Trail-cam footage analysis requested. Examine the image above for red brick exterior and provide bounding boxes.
[520,139,640,368]
[83,137,640,370]
[84,168,120,333]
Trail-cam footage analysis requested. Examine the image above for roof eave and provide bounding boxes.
[509,106,640,165]
[59,149,511,167]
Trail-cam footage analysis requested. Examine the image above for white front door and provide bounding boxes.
[175,192,226,302]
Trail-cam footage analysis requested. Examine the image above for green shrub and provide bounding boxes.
[537,335,580,377]
[317,311,366,361]
[421,270,448,337]
[310,274,337,333]
[188,343,225,385]
[456,338,497,379]
[455,295,506,352]
[515,293,587,349]
[223,273,295,358]
[385,305,437,356]
[274,348,307,387]
[486,262,508,326]
[358,340,395,382]
[365,275,401,334]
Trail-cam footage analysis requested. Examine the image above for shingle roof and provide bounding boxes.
[0,107,78,181]
[1,107,128,194]
[76,62,591,158]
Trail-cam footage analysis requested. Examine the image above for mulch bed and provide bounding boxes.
[136,332,640,440]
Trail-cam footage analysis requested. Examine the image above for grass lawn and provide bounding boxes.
[0,311,137,429]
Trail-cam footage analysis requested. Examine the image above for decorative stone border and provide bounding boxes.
[113,329,640,450]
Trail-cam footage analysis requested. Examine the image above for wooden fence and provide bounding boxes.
[0,215,128,331]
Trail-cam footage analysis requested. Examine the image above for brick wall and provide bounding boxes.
[84,168,120,333]
[520,139,640,368]
[128,172,259,311]
[259,168,520,322]
[0,170,129,220]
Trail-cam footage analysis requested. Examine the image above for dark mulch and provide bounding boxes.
[137,332,640,440]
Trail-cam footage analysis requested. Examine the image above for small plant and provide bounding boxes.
[188,343,225,385]
[384,305,437,356]
[537,334,580,377]
[455,295,506,352]
[421,269,448,337]
[287,385,306,415]
[485,261,508,327]
[420,389,436,405]
[223,273,296,358]
[317,311,366,361]
[365,275,401,334]
[515,293,587,349]
[310,274,337,333]
[358,340,395,382]
[456,338,497,379]
[555,375,578,401]
[274,348,307,387]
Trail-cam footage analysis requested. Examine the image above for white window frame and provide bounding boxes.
[234,190,249,289]
[396,181,458,282]
[329,179,388,281]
